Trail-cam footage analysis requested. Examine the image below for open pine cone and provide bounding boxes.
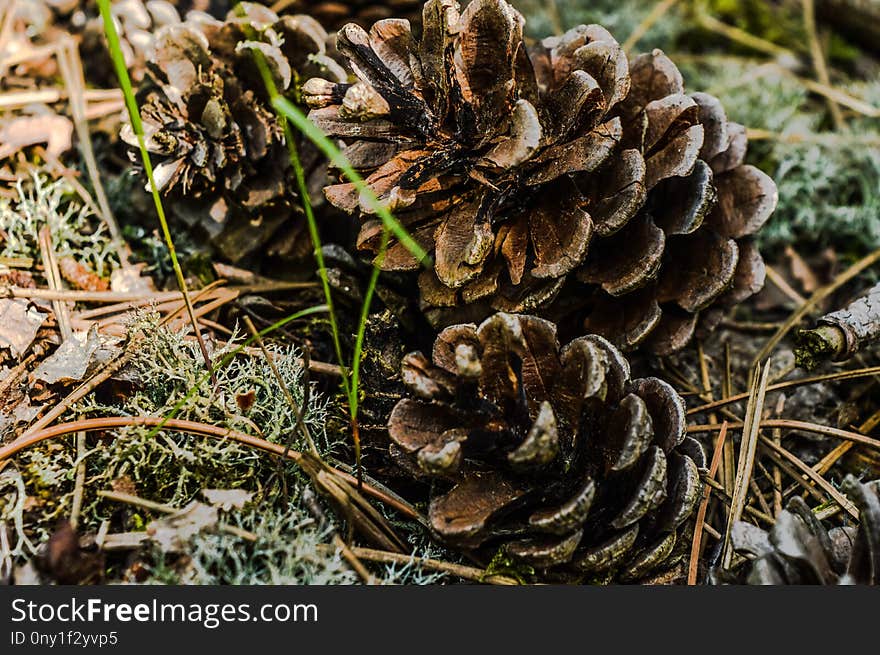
[268,1,427,31]
[726,476,880,585]
[388,312,705,580]
[81,0,182,85]
[121,2,347,263]
[306,0,777,354]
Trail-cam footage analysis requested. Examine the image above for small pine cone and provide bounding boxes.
[726,476,880,585]
[121,2,348,263]
[270,1,427,31]
[81,0,184,85]
[307,0,777,354]
[387,312,705,580]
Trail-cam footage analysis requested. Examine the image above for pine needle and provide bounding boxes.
[721,361,770,568]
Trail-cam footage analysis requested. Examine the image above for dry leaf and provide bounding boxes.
[33,326,102,384]
[201,488,254,511]
[147,501,218,552]
[0,114,73,160]
[0,298,47,356]
[110,263,156,294]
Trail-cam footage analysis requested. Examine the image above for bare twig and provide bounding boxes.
[754,241,880,368]
[795,280,880,367]
[688,422,728,585]
[0,416,421,524]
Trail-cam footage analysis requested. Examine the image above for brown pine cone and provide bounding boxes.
[306,0,777,354]
[121,2,348,263]
[81,0,183,86]
[725,476,880,585]
[269,0,427,31]
[387,312,705,580]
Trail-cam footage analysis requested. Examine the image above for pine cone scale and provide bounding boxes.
[309,0,777,353]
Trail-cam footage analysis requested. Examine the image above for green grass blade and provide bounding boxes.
[349,228,391,419]
[246,48,353,406]
[97,0,213,372]
[272,96,430,266]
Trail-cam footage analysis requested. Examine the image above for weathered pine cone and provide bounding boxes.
[388,312,705,580]
[268,1,427,31]
[726,476,880,585]
[121,2,347,262]
[81,0,183,85]
[306,0,778,354]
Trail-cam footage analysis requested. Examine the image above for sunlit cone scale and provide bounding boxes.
[388,312,706,580]
[307,0,778,354]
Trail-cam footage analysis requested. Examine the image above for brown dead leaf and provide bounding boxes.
[110,263,156,294]
[32,326,101,384]
[146,501,218,553]
[201,488,254,511]
[785,245,819,293]
[0,298,47,356]
[0,114,73,160]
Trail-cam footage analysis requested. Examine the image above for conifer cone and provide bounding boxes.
[121,2,348,263]
[306,0,778,354]
[387,312,706,580]
[81,0,183,86]
[270,1,427,31]
[79,1,237,85]
[726,476,880,585]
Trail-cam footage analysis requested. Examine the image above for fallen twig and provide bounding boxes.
[753,245,880,366]
[688,422,728,585]
[795,280,880,368]
[0,416,421,524]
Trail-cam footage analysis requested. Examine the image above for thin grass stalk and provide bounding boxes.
[271,96,429,265]
[96,0,212,373]
[242,31,420,483]
[348,227,391,484]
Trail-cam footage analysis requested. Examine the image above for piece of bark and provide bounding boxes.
[796,280,880,369]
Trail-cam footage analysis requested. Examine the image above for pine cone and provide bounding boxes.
[269,1,427,31]
[387,312,705,580]
[726,476,880,584]
[80,1,239,86]
[121,2,348,263]
[306,0,777,354]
